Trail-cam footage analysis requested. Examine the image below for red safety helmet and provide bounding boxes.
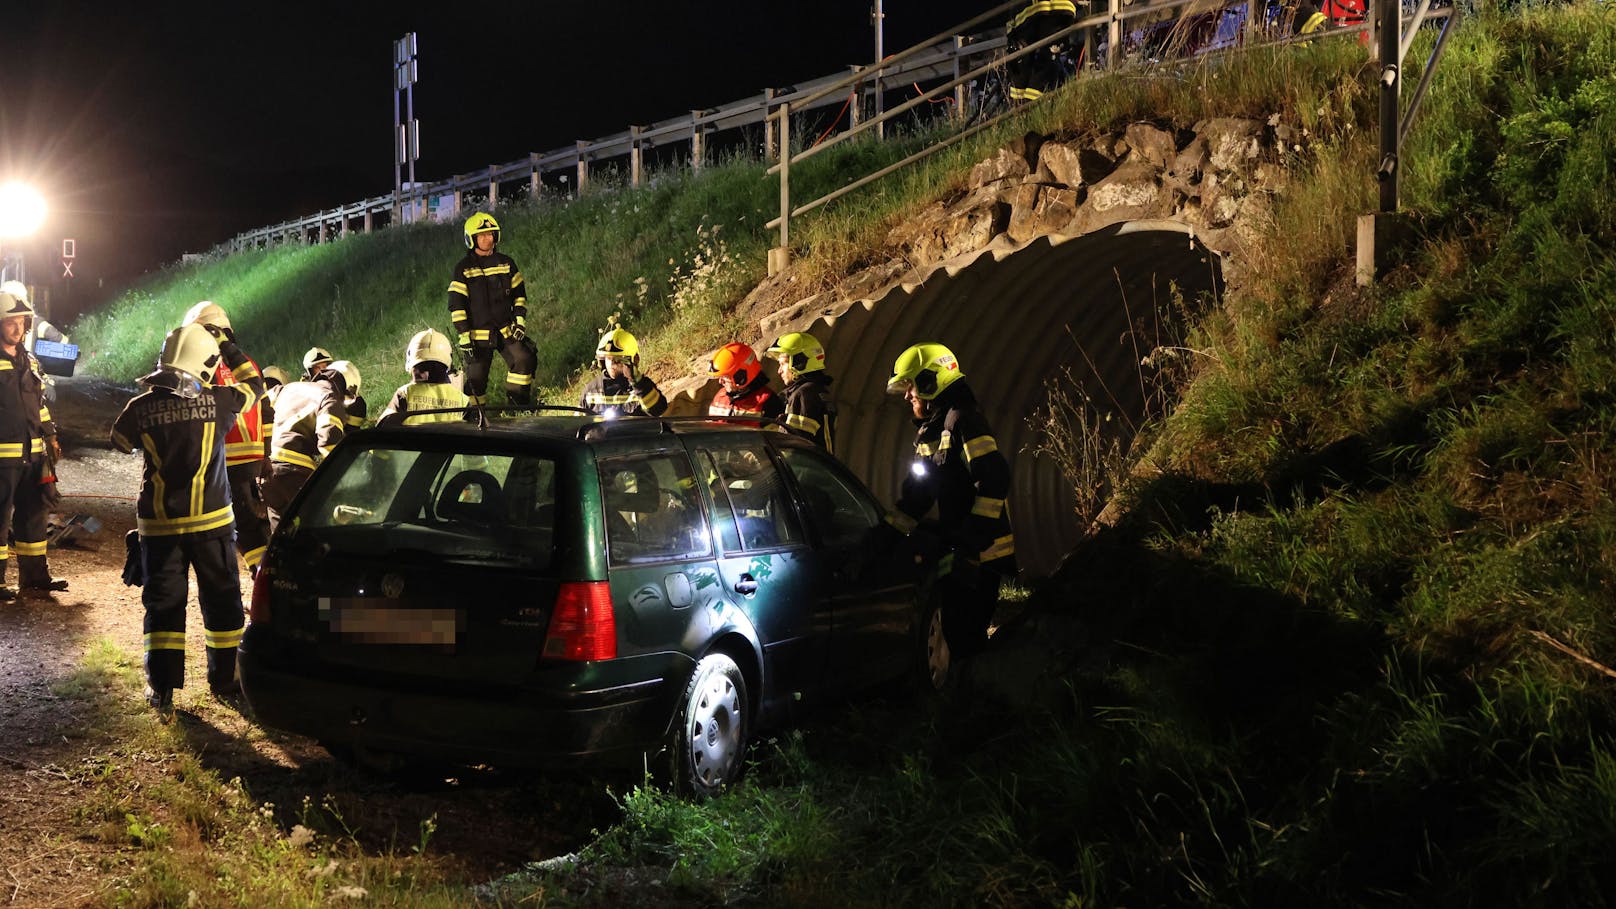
[708,342,761,390]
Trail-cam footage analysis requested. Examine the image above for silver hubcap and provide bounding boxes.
[687,670,741,787]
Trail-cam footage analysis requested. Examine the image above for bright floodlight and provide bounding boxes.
[0,183,46,238]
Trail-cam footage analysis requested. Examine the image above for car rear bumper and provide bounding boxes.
[239,633,690,769]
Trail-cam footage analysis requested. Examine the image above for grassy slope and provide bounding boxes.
[67,4,1616,906]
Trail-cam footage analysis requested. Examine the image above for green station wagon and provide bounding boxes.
[239,414,947,793]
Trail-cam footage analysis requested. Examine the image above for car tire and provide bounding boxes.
[671,653,749,797]
[914,591,952,695]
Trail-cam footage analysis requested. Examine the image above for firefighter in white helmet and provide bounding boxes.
[448,213,538,408]
[301,347,332,380]
[329,360,368,430]
[261,358,349,536]
[580,328,666,417]
[182,301,272,573]
[110,322,265,721]
[0,290,65,597]
[378,330,470,426]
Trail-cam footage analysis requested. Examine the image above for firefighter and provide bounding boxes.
[766,332,836,453]
[0,291,65,596]
[330,360,367,430]
[110,323,264,720]
[181,302,271,574]
[377,329,470,426]
[1006,0,1079,103]
[707,342,783,423]
[580,328,667,417]
[260,360,349,536]
[302,347,332,381]
[261,365,290,395]
[884,342,1015,662]
[448,212,537,408]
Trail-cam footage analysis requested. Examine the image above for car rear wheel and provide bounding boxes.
[671,653,749,797]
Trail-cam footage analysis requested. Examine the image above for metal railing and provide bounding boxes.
[226,29,1009,252]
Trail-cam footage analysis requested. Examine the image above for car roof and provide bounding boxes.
[355,411,789,449]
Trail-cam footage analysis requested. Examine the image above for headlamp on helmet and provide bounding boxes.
[463,212,501,249]
[887,342,963,401]
[766,332,826,379]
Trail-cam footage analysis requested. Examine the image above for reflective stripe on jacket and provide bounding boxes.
[447,250,527,348]
[379,381,470,425]
[269,379,347,470]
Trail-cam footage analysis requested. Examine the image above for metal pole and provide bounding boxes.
[873,1,885,140]
[393,43,402,224]
[1378,0,1399,213]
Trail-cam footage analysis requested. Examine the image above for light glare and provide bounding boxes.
[0,184,46,238]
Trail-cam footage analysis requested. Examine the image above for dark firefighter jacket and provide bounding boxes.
[344,394,368,430]
[0,343,55,466]
[580,372,667,417]
[886,381,1016,575]
[447,250,528,348]
[268,376,348,471]
[110,341,264,537]
[780,373,836,453]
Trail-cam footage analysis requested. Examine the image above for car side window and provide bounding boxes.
[598,451,711,565]
[778,447,882,547]
[700,442,803,552]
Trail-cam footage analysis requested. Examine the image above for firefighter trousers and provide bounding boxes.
[141,527,244,692]
[260,462,313,538]
[463,337,537,407]
[0,460,53,589]
[228,460,270,571]
[938,555,1004,661]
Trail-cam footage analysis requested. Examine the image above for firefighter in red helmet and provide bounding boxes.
[707,342,783,424]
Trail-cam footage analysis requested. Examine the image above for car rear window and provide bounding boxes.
[295,443,559,570]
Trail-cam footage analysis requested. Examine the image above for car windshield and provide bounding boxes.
[295,442,559,570]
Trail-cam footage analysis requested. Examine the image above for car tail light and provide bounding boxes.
[543,581,616,661]
[249,563,272,625]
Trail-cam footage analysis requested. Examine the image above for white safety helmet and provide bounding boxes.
[156,323,223,385]
[302,346,333,374]
[182,300,231,333]
[406,329,453,371]
[329,360,361,400]
[261,365,291,388]
[0,280,28,304]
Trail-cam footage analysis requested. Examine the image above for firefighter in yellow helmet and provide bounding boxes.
[1006,0,1080,104]
[884,342,1015,662]
[378,329,471,427]
[580,328,667,417]
[707,341,783,423]
[766,331,837,453]
[0,291,65,597]
[329,360,368,429]
[110,323,265,720]
[261,358,349,536]
[448,212,538,408]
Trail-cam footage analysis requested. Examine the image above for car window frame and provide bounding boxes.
[595,447,716,568]
[768,437,885,549]
[691,435,808,557]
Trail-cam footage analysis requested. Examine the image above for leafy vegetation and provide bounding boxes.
[61,2,1616,905]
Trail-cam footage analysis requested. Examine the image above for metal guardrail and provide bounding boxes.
[226,28,1011,252]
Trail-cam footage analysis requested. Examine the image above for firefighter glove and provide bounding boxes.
[509,323,526,342]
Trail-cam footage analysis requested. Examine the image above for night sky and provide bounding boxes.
[2,1,994,322]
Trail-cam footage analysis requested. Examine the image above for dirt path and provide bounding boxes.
[0,376,608,907]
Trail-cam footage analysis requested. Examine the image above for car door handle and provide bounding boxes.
[733,574,758,596]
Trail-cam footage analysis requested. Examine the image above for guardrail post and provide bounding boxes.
[530,153,541,198]
[488,166,500,208]
[363,209,373,233]
[762,88,777,160]
[340,210,350,238]
[575,140,589,198]
[1358,0,1405,286]
[691,111,705,171]
[849,66,863,131]
[317,212,327,244]
[953,37,967,121]
[630,125,644,187]
[1109,0,1123,69]
[454,184,464,219]
[769,101,791,276]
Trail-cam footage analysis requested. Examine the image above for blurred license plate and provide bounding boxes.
[318,598,461,645]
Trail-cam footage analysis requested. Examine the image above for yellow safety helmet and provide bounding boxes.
[182,300,231,333]
[463,212,501,249]
[406,329,453,370]
[157,323,223,385]
[596,328,640,361]
[887,342,963,400]
[0,280,28,304]
[329,360,361,400]
[303,346,333,374]
[766,332,826,376]
[261,365,291,388]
